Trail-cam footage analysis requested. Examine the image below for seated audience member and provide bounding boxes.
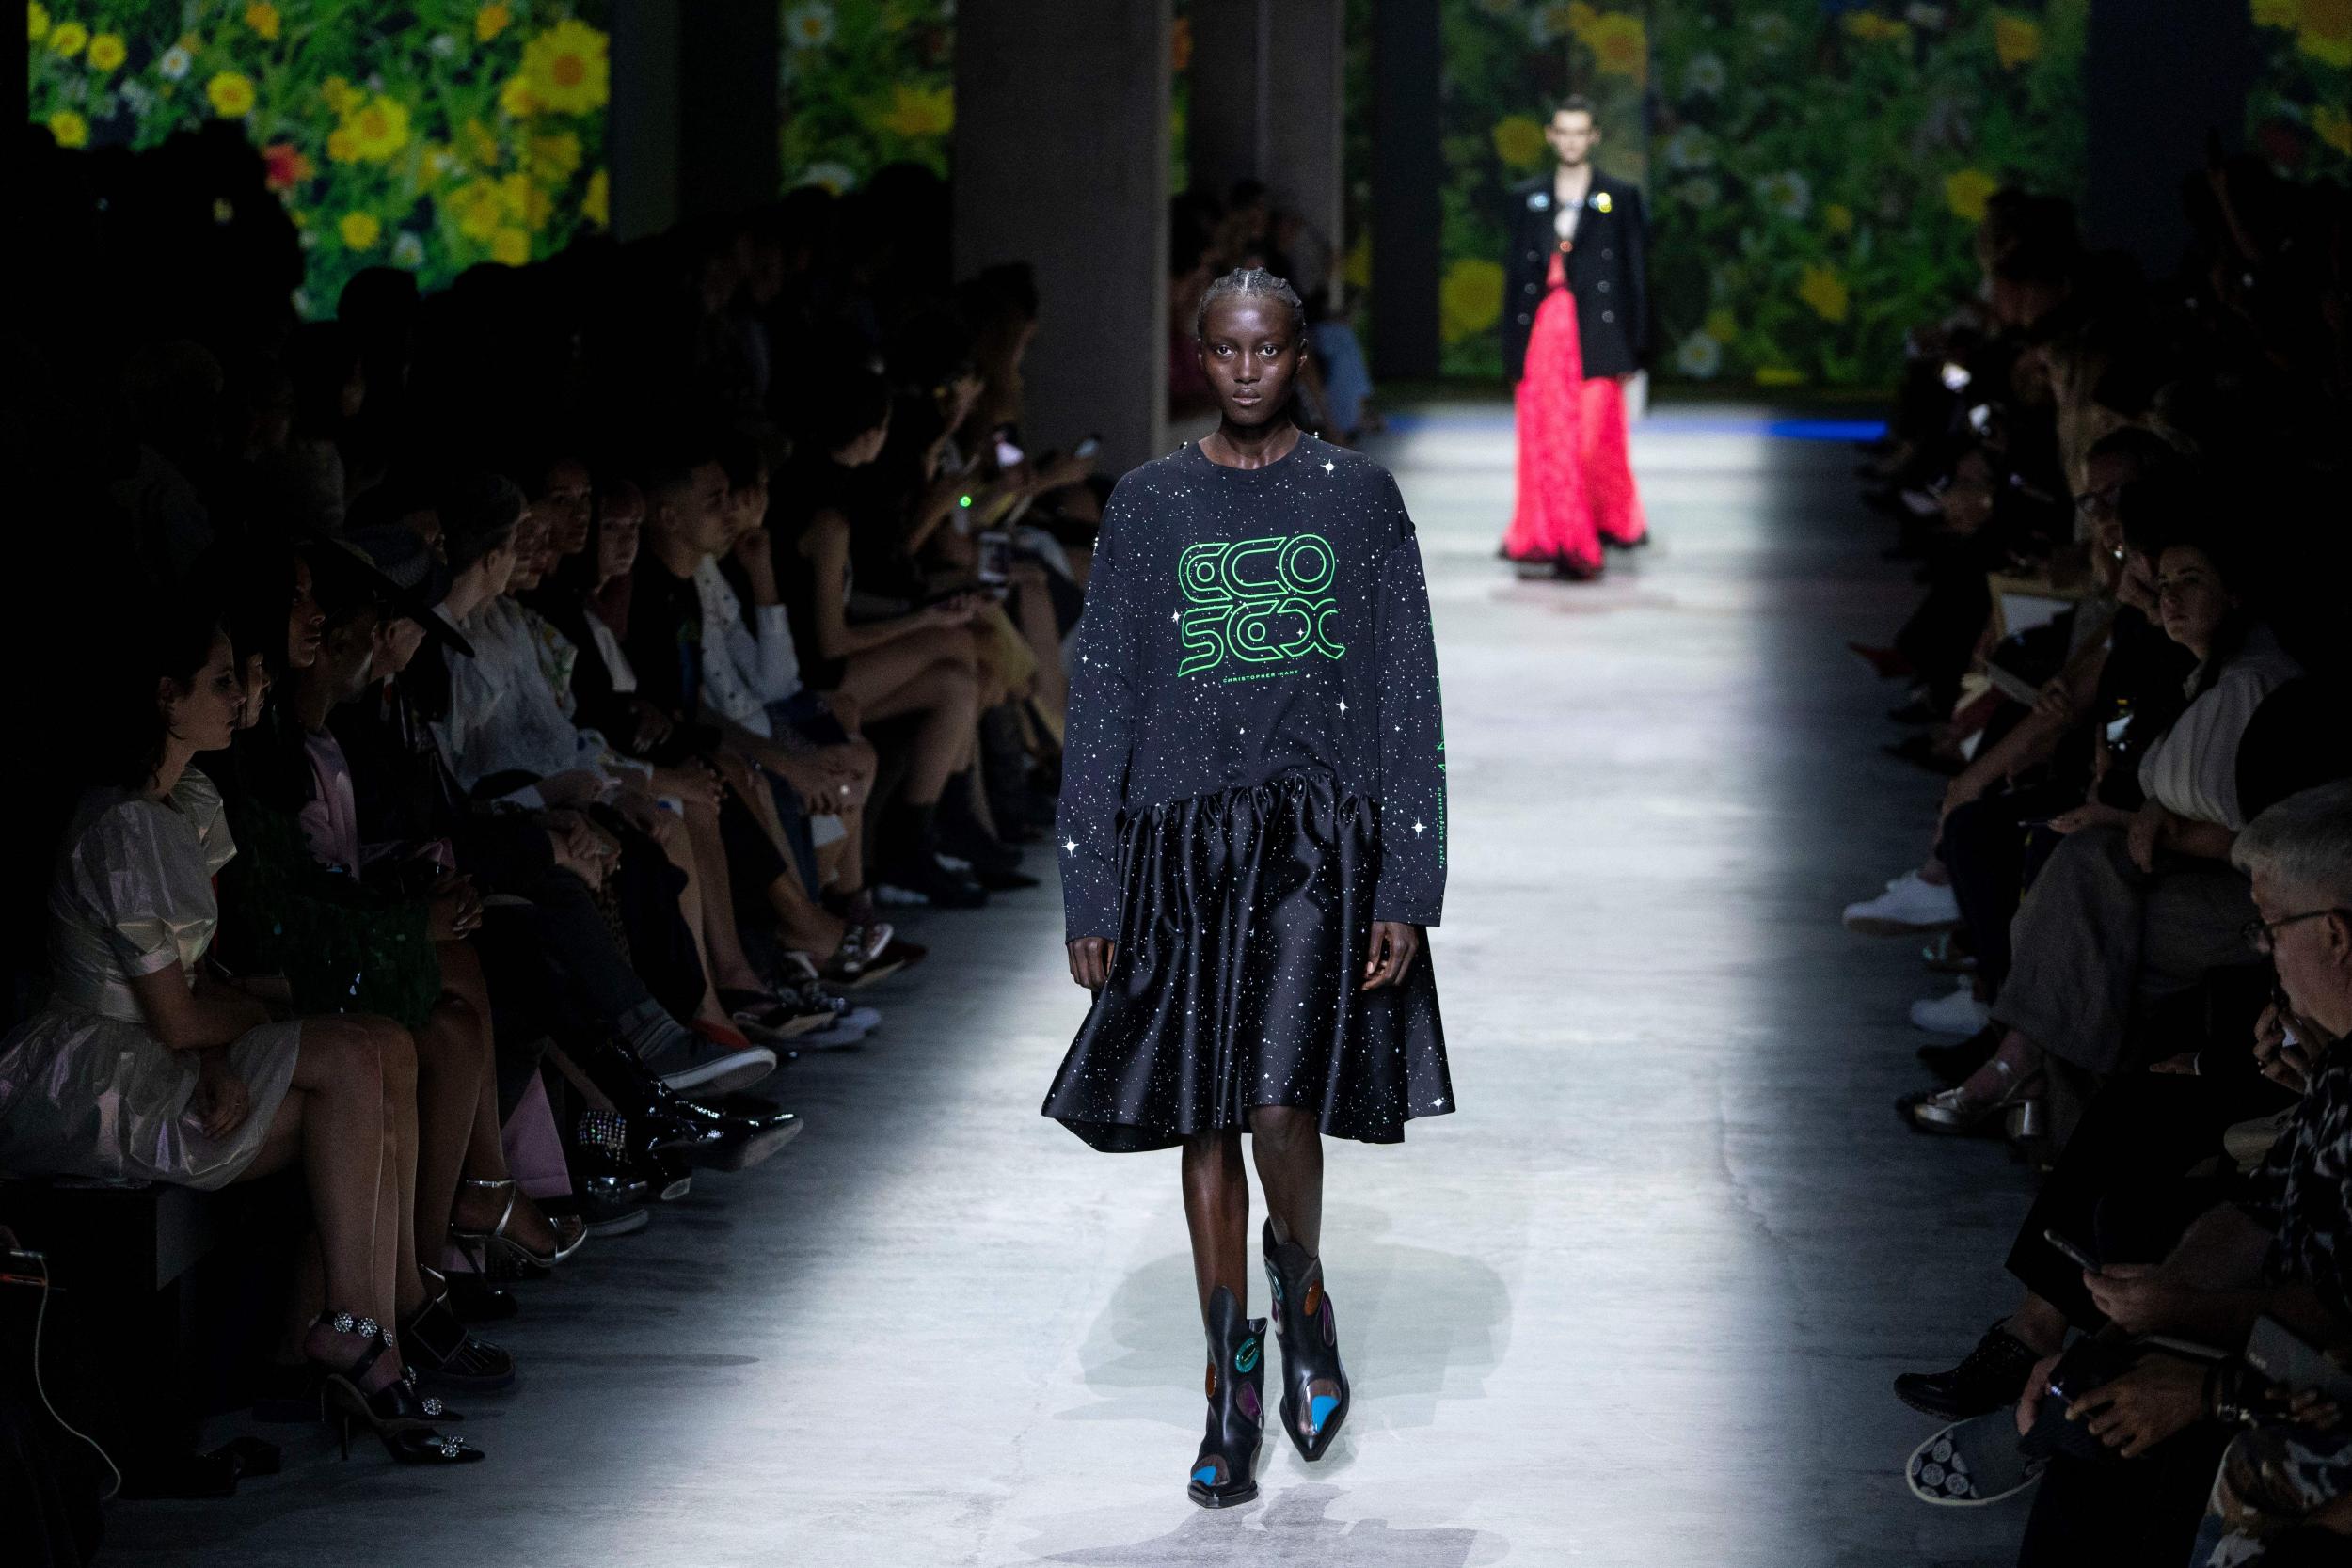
[2002,783,2352,1565]
[429,475,785,1096]
[628,436,917,979]
[770,378,995,908]
[0,598,477,1464]
[1908,501,2302,1136]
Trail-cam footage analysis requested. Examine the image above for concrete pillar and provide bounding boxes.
[2084,0,2253,274]
[954,0,1172,475]
[679,2,781,219]
[608,1,680,243]
[1371,0,1442,379]
[1184,0,1346,305]
[1267,0,1347,307]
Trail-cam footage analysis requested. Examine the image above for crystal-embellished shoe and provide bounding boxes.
[1185,1285,1264,1510]
[1262,1218,1350,1461]
[311,1311,483,1465]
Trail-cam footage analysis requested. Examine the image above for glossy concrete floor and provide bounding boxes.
[114,403,2042,1566]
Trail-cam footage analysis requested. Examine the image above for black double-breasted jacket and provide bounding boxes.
[1501,170,1648,383]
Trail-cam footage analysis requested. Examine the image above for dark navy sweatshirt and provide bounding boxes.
[1055,432,1447,943]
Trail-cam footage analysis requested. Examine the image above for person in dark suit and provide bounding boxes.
[1496,96,1651,578]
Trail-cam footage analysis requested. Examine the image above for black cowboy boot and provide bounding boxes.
[1186,1285,1265,1509]
[1262,1217,1350,1460]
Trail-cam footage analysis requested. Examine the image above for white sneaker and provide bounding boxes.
[1910,982,1992,1037]
[1843,870,1962,935]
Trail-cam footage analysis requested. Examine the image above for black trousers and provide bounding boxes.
[2016,1421,2230,1567]
[2006,1069,2289,1327]
[1939,782,2074,994]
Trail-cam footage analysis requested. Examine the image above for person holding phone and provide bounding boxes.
[1496,94,1649,580]
[1041,267,1453,1508]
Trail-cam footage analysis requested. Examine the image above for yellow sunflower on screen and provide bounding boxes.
[2299,0,2351,67]
[342,95,411,161]
[874,83,953,139]
[1993,13,2041,69]
[1797,264,1849,323]
[208,72,258,119]
[1945,167,1998,222]
[522,18,609,115]
[1492,116,1548,168]
[1439,258,1504,343]
[1585,12,1646,82]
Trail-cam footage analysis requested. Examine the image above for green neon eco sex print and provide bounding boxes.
[1177,533,1347,682]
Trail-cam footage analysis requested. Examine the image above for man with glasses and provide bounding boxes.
[2001,782,2352,1563]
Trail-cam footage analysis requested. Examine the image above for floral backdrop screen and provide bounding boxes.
[1435,0,1651,379]
[1434,1,2088,386]
[776,0,1193,198]
[2247,0,2352,178]
[777,0,954,194]
[27,1,612,318]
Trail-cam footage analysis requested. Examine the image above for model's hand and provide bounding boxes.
[1361,921,1420,990]
[1067,936,1115,991]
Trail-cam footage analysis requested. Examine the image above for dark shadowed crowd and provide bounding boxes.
[1844,151,2352,1563]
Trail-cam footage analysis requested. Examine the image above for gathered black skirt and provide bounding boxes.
[1041,767,1453,1153]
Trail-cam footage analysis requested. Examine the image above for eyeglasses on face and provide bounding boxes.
[2243,907,2349,956]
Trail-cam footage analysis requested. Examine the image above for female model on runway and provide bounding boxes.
[1041,267,1454,1507]
[1497,95,1650,580]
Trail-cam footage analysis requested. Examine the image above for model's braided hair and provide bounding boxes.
[1195,266,1305,340]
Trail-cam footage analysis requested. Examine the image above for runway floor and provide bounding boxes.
[116,402,2042,1566]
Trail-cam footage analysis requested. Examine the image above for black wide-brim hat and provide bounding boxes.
[310,526,475,660]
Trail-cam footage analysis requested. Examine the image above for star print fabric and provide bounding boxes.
[1043,434,1454,1152]
[1054,434,1449,945]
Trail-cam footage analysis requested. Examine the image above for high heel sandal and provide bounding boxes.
[312,1311,483,1465]
[401,1266,518,1392]
[449,1177,580,1279]
[1908,1056,2045,1137]
[1262,1218,1350,1460]
[1186,1285,1265,1510]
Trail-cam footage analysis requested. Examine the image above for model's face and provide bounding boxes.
[1547,110,1597,168]
[1197,296,1303,431]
